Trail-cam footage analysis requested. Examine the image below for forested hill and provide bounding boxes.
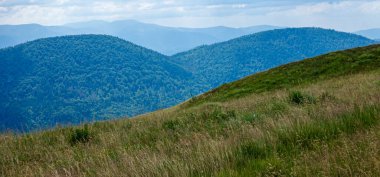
[0,35,191,131]
[171,28,375,92]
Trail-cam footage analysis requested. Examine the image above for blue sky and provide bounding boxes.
[0,0,379,31]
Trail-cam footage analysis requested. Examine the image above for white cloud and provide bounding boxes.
[0,0,379,31]
[232,4,247,9]
[0,6,7,12]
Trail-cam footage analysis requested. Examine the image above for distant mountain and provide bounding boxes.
[0,35,191,131]
[0,20,281,55]
[171,28,375,92]
[0,24,75,48]
[355,28,380,39]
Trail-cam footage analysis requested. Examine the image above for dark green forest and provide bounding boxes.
[0,35,192,131]
[172,28,374,90]
[0,28,375,131]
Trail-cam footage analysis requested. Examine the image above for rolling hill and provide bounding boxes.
[187,44,380,105]
[1,44,379,176]
[172,28,375,92]
[0,35,191,131]
[0,20,281,55]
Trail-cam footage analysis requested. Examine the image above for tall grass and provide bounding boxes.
[0,71,379,176]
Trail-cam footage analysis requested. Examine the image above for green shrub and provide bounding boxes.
[69,125,93,145]
[240,142,271,159]
[288,91,316,105]
[162,119,181,131]
[242,112,261,123]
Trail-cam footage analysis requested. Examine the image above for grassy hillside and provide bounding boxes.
[1,45,379,176]
[187,44,380,106]
[0,35,192,131]
[172,28,375,92]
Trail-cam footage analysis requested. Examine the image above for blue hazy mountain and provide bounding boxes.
[356,28,380,40]
[171,28,375,92]
[0,20,281,55]
[0,24,72,48]
[0,35,192,131]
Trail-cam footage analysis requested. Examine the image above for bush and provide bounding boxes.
[242,112,261,123]
[162,119,181,131]
[69,125,93,145]
[240,142,271,159]
[288,91,316,105]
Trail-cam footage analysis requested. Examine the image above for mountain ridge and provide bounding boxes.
[171,27,374,92]
[356,28,380,39]
[0,20,282,55]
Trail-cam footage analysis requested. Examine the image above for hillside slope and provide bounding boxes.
[0,45,379,176]
[0,35,191,131]
[188,44,380,105]
[171,28,375,92]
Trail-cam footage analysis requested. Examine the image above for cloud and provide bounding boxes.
[0,0,379,31]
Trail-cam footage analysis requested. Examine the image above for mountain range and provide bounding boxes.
[171,28,374,90]
[0,20,281,55]
[0,28,375,131]
[356,28,380,40]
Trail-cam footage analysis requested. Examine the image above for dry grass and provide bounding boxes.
[293,126,380,177]
[0,70,379,177]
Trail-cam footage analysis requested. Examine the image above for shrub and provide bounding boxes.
[288,91,316,105]
[162,119,181,131]
[69,124,93,145]
[242,112,261,123]
[240,142,271,159]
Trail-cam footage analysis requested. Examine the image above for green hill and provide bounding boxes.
[187,44,380,105]
[1,45,379,176]
[0,35,191,131]
[172,28,374,91]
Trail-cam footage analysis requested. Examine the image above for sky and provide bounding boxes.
[0,0,379,32]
